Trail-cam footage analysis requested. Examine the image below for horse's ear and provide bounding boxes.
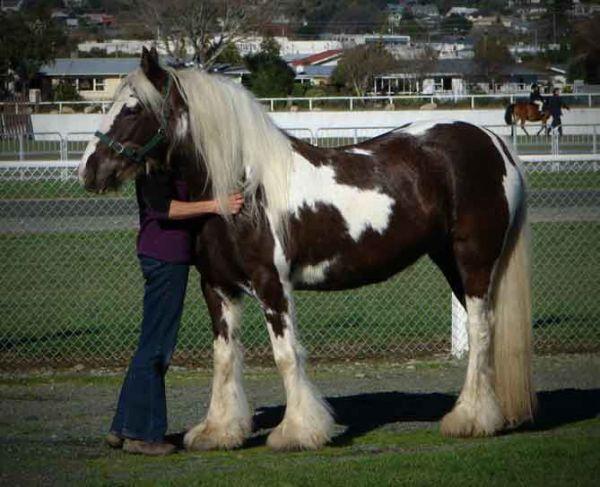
[140,46,165,90]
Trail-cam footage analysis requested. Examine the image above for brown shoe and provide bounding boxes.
[122,439,176,456]
[105,432,124,449]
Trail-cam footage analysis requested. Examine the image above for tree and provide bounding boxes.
[214,43,243,65]
[0,9,69,96]
[440,14,473,36]
[134,0,280,67]
[396,45,439,84]
[244,37,295,97]
[326,1,385,34]
[543,0,574,43]
[474,30,512,80]
[332,44,399,97]
[570,14,600,83]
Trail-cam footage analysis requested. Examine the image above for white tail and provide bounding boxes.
[491,210,537,426]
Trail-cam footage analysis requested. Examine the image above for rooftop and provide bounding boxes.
[39,58,139,77]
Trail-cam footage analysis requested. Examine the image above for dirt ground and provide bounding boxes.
[1,353,599,485]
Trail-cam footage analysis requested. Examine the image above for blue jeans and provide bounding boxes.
[110,256,189,442]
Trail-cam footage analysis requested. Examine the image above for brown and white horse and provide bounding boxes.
[80,48,536,450]
[505,101,551,136]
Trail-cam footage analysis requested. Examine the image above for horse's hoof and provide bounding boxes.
[441,398,504,438]
[184,421,249,451]
[266,420,330,451]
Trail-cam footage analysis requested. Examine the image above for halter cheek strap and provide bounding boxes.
[95,77,172,165]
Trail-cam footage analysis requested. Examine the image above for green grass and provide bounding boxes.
[2,417,599,485]
[0,172,598,200]
[0,222,598,365]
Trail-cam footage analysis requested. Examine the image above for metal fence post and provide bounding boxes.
[451,293,468,359]
[471,96,475,109]
[309,98,313,111]
[593,126,597,154]
[349,98,353,111]
[589,94,592,108]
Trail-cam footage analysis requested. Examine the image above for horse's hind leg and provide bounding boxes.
[184,282,251,451]
[440,234,505,437]
[252,266,333,450]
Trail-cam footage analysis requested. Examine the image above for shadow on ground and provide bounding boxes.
[239,388,600,447]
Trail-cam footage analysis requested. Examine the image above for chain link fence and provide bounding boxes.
[1,128,599,368]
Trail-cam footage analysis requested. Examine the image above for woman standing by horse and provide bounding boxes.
[80,93,243,455]
[79,48,536,451]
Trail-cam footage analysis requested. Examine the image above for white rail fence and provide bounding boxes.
[2,92,600,114]
[1,124,599,163]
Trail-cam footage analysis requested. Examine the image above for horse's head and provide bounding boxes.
[79,47,186,193]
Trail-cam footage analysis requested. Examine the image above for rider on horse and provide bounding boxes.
[529,83,545,115]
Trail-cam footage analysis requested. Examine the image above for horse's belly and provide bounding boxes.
[291,232,429,291]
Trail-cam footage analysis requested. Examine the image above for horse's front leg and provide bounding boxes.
[184,282,251,451]
[252,267,334,450]
[520,122,529,136]
[536,123,545,136]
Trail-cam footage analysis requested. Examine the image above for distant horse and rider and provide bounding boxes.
[505,84,570,136]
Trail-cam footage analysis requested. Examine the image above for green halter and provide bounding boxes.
[94,77,172,165]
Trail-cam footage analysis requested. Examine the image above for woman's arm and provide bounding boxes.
[167,193,244,220]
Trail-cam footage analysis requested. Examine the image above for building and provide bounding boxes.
[38,58,140,101]
[373,59,551,95]
[37,57,250,101]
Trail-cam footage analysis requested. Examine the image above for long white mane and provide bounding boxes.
[128,67,293,233]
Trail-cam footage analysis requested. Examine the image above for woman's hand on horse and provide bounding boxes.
[216,193,244,215]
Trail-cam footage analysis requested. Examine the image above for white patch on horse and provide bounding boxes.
[393,120,453,136]
[183,296,252,450]
[441,296,503,436]
[78,85,139,181]
[346,148,373,156]
[481,128,524,227]
[264,312,334,449]
[292,259,336,285]
[289,153,394,241]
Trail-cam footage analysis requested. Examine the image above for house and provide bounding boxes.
[290,50,342,85]
[82,13,116,27]
[446,7,478,17]
[290,50,343,70]
[0,0,24,12]
[386,3,405,26]
[38,58,140,101]
[364,35,411,47]
[373,59,551,95]
[37,57,250,101]
[410,4,439,18]
[426,36,474,59]
[295,66,336,86]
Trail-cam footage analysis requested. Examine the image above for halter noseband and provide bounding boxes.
[94,77,172,165]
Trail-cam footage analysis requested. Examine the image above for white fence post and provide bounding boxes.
[451,293,468,359]
[18,133,24,161]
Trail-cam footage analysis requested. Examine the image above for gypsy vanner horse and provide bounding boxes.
[80,48,536,451]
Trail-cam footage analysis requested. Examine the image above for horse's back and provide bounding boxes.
[287,121,522,291]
